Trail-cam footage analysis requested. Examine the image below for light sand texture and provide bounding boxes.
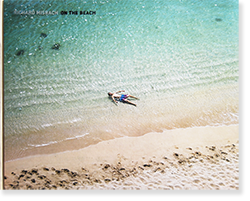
[4,125,239,190]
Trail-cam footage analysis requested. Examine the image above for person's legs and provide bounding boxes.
[127,95,139,99]
[123,99,137,106]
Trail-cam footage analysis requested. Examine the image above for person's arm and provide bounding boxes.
[115,90,125,94]
[111,95,118,104]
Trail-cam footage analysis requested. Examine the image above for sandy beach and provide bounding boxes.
[3,124,239,190]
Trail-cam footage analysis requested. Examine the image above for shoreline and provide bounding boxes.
[4,83,239,162]
[4,124,239,190]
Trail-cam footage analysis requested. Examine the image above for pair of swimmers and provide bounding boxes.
[108,90,139,106]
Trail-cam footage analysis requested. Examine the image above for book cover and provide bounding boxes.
[2,0,238,190]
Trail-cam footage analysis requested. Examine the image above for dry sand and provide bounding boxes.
[3,125,239,190]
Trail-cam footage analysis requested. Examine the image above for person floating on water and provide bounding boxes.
[108,90,139,106]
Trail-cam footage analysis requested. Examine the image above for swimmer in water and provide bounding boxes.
[108,90,139,106]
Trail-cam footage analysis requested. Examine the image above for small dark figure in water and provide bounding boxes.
[108,90,139,106]
[215,18,222,22]
[52,43,60,50]
[16,49,24,56]
[40,33,47,38]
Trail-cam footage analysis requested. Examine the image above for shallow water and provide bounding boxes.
[3,0,238,161]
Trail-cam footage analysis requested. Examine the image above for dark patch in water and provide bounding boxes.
[51,43,61,50]
[16,50,24,56]
[215,18,222,22]
[40,33,47,38]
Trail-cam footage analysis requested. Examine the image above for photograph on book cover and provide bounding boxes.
[2,0,238,190]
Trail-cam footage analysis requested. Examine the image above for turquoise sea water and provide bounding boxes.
[4,0,239,161]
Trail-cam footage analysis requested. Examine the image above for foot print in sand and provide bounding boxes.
[4,143,239,190]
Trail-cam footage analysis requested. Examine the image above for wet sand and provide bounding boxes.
[3,125,239,190]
